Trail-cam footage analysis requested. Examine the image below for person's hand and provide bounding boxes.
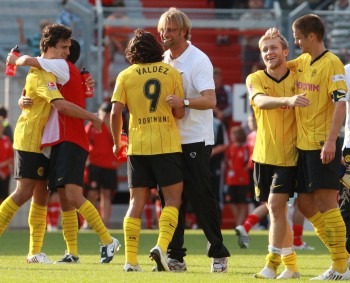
[86,75,94,89]
[320,140,336,164]
[6,53,19,66]
[91,114,102,132]
[16,17,23,27]
[287,93,310,107]
[166,95,184,108]
[18,96,33,109]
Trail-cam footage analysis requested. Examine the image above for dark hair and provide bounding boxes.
[125,29,164,64]
[99,102,112,113]
[0,106,7,119]
[40,24,72,53]
[293,14,324,41]
[67,39,80,64]
[230,126,247,144]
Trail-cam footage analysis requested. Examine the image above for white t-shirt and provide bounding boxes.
[37,58,70,156]
[37,58,70,85]
[163,42,215,145]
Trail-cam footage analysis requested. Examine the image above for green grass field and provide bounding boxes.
[0,229,333,282]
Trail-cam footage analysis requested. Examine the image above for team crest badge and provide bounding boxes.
[47,82,57,90]
[311,69,317,77]
[37,167,45,177]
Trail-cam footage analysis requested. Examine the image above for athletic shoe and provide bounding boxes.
[149,245,170,271]
[152,258,187,272]
[293,242,315,250]
[26,253,52,264]
[310,267,350,280]
[100,237,121,263]
[124,263,143,272]
[54,252,80,264]
[276,269,300,279]
[253,266,277,279]
[168,258,187,272]
[211,257,227,273]
[235,225,249,248]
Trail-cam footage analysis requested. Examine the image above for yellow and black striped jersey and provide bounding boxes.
[247,69,298,166]
[289,51,348,150]
[13,68,63,153]
[111,62,184,155]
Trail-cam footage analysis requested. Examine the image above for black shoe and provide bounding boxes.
[54,252,80,264]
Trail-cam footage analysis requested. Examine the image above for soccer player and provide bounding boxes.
[110,28,185,272]
[17,37,120,264]
[340,63,350,257]
[289,14,350,280]
[2,24,101,263]
[85,101,120,229]
[155,7,230,272]
[235,198,316,250]
[247,28,310,279]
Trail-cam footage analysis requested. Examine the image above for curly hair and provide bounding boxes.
[125,29,164,64]
[40,24,72,54]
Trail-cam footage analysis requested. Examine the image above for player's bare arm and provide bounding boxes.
[166,89,216,110]
[7,54,41,69]
[321,100,346,164]
[253,92,310,109]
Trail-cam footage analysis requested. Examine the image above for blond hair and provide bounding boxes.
[258,27,289,50]
[157,7,192,40]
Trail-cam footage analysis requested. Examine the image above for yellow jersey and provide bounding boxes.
[13,68,63,153]
[111,62,184,155]
[289,51,348,150]
[247,69,298,166]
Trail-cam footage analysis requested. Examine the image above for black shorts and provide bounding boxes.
[88,164,117,191]
[227,185,249,204]
[128,153,183,188]
[0,176,10,199]
[48,142,88,190]
[296,145,341,193]
[14,150,49,180]
[254,162,296,202]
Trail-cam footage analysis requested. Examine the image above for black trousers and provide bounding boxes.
[159,142,230,260]
[339,186,350,253]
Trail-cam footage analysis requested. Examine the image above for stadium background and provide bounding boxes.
[0,0,346,229]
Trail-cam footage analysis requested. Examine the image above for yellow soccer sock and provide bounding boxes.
[28,202,47,256]
[62,210,78,257]
[157,206,178,253]
[0,197,19,235]
[323,208,348,273]
[308,211,328,248]
[265,252,281,271]
[78,200,112,245]
[282,251,298,272]
[124,216,141,266]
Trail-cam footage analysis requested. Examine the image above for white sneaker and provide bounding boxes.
[124,263,143,272]
[235,225,249,248]
[293,242,315,250]
[27,253,52,264]
[152,258,187,272]
[310,267,350,280]
[211,257,227,273]
[150,245,170,271]
[276,269,300,279]
[100,237,121,263]
[253,266,277,279]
